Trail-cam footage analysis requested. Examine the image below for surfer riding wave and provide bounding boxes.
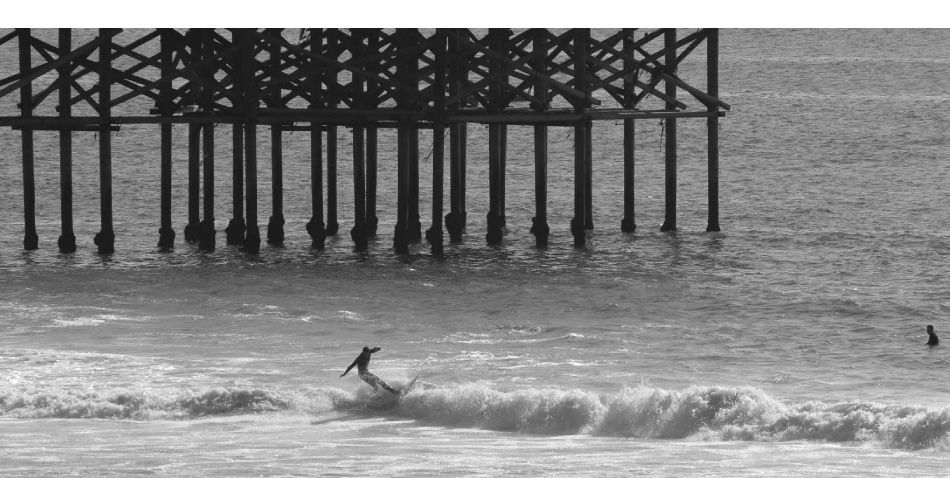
[340,346,398,394]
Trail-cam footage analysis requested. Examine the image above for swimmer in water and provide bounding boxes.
[926,325,939,346]
[340,346,397,393]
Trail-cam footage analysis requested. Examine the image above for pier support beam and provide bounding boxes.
[585,121,594,230]
[366,125,378,236]
[325,33,340,237]
[185,124,200,242]
[57,29,76,252]
[485,29,506,246]
[243,121,261,253]
[157,29,176,249]
[365,29,380,237]
[661,29,678,233]
[445,30,467,243]
[305,29,326,250]
[267,122,284,246]
[198,31,216,252]
[307,120,326,249]
[409,122,422,243]
[620,29,637,233]
[18,29,38,250]
[486,121,504,246]
[350,30,368,252]
[530,29,549,248]
[225,122,246,244]
[425,30,447,255]
[267,31,285,247]
[352,123,367,251]
[326,125,339,236]
[94,28,116,254]
[706,29,721,233]
[570,28,590,248]
[446,121,467,242]
[394,116,410,253]
[240,30,261,254]
[393,29,411,254]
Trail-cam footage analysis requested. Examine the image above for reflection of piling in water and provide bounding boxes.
[3,28,728,256]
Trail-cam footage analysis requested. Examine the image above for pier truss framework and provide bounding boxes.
[0,28,729,254]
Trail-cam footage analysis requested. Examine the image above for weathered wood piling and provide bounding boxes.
[0,28,728,256]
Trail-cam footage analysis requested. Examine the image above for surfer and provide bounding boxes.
[340,346,398,394]
[926,325,939,346]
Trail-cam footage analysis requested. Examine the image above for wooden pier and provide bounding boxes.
[0,28,729,255]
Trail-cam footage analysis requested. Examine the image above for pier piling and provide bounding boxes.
[198,31,216,252]
[57,28,76,253]
[706,29,721,233]
[530,29,550,248]
[19,29,38,250]
[267,30,285,247]
[660,29,678,233]
[157,29,176,249]
[94,28,115,254]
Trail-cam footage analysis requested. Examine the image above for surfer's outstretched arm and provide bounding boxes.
[340,358,359,378]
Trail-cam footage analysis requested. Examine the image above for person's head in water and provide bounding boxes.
[362,346,370,353]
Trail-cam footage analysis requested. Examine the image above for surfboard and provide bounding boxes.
[398,373,420,396]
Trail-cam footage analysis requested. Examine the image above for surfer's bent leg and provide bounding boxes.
[359,371,397,394]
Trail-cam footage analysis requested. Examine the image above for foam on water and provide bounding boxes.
[4,381,949,451]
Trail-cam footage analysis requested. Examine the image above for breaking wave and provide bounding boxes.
[4,382,949,450]
[0,387,296,420]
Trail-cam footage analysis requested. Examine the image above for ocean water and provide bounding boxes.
[2,28,950,477]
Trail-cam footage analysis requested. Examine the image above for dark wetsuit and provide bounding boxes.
[341,346,397,393]
[928,331,939,346]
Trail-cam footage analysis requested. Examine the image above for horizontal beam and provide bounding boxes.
[0,107,724,128]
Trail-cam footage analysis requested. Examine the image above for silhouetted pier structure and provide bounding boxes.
[0,28,729,255]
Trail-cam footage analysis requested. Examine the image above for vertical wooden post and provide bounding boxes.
[158,29,176,249]
[500,123,507,227]
[199,29,216,252]
[352,123,367,250]
[225,29,246,246]
[326,125,339,235]
[244,120,260,253]
[409,123,421,243]
[706,28,721,233]
[425,29,447,255]
[365,29,379,237]
[530,28,549,248]
[445,29,466,243]
[620,29,637,233]
[226,121,246,244]
[184,30,200,243]
[58,28,76,253]
[350,30,368,252]
[241,30,261,254]
[366,124,379,236]
[393,29,410,254]
[585,119,594,230]
[660,28,678,232]
[305,29,326,250]
[325,31,340,236]
[485,28,504,246]
[267,29,285,246]
[95,28,115,254]
[571,28,589,248]
[18,29,38,250]
[407,30,421,243]
[186,123,200,242]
